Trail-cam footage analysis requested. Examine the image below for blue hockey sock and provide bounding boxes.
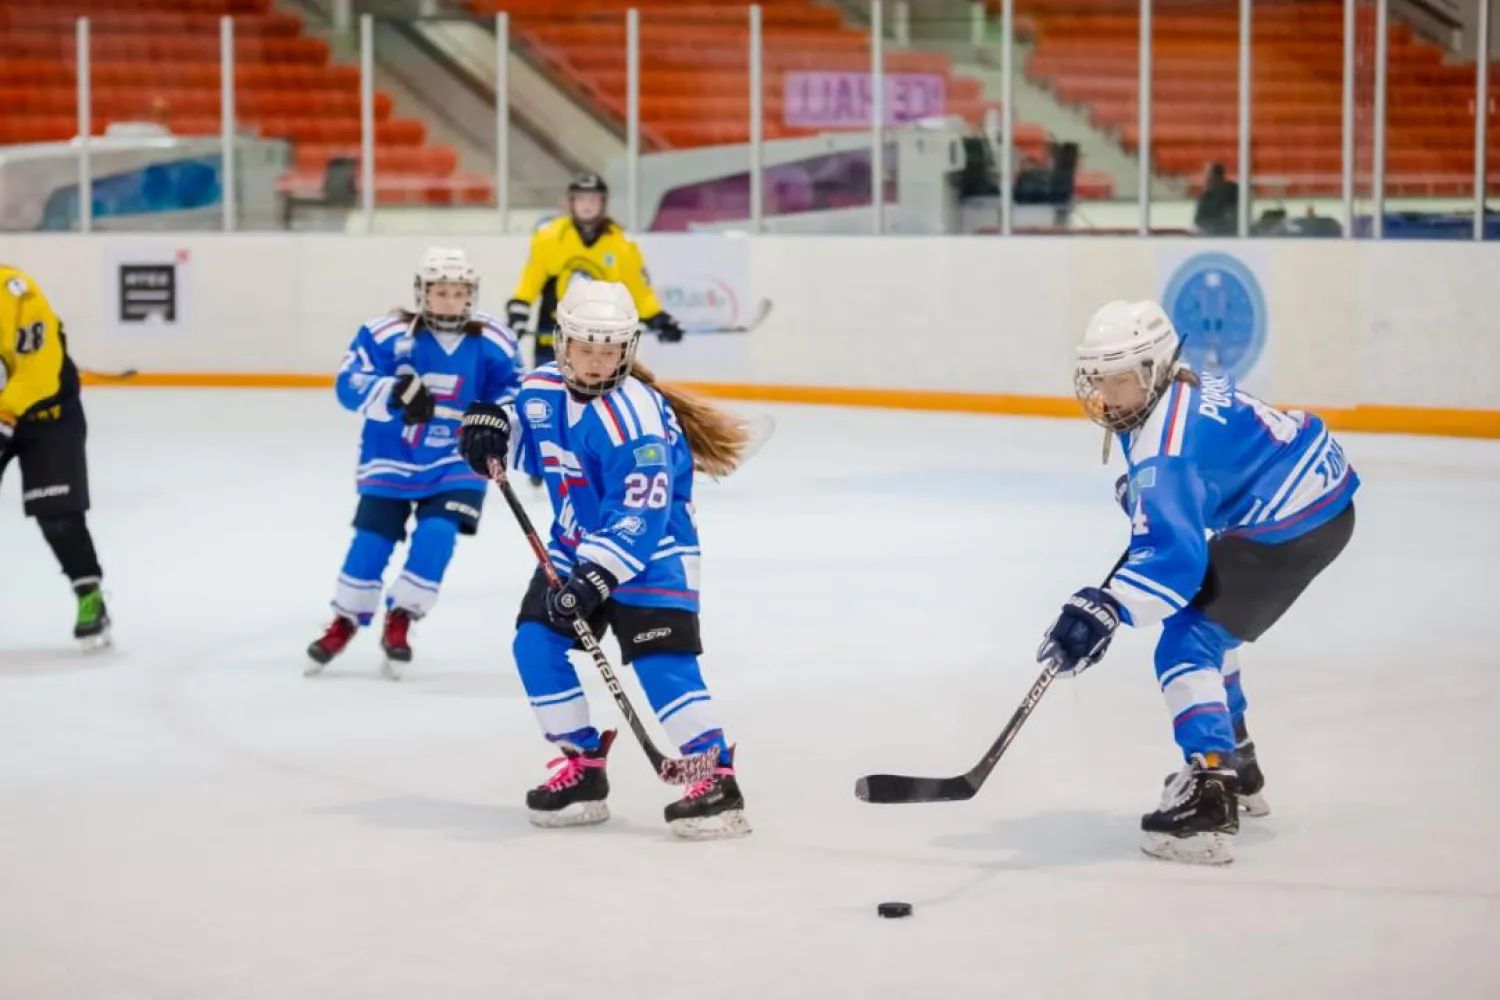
[333,529,397,625]
[514,622,597,748]
[387,515,459,617]
[1222,650,1248,725]
[634,653,730,763]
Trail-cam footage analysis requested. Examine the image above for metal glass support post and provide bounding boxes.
[1341,0,1355,237]
[1138,0,1151,235]
[627,8,641,232]
[76,18,92,234]
[360,13,375,229]
[1001,0,1015,235]
[750,5,764,232]
[1475,0,1491,241]
[872,0,885,234]
[496,12,510,232]
[221,16,237,232]
[1237,0,1251,237]
[970,1,984,47]
[1372,0,1389,238]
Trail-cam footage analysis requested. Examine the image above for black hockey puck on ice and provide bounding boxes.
[877,901,913,919]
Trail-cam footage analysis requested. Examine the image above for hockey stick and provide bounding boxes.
[80,367,140,381]
[681,298,772,335]
[855,552,1130,805]
[485,456,720,786]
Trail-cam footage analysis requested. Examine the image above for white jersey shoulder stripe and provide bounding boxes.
[1128,382,1179,465]
[618,377,667,439]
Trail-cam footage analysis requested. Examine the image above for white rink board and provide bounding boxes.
[3,233,1499,411]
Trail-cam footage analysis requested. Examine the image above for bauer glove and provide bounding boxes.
[547,562,617,627]
[1038,587,1121,678]
[459,400,512,477]
[390,372,436,425]
[646,311,684,344]
[506,298,532,336]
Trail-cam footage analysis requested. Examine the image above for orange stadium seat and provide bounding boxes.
[1018,0,1494,197]
[0,0,478,208]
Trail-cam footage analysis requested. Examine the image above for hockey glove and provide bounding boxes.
[459,401,512,477]
[546,562,618,627]
[1115,473,1131,515]
[390,372,436,425]
[506,298,532,336]
[646,311,684,344]
[1038,587,1121,678]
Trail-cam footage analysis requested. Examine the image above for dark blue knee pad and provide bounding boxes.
[353,495,415,543]
[416,489,485,537]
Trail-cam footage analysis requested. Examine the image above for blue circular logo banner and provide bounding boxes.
[1161,251,1267,381]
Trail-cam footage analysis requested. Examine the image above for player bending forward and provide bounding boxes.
[459,280,751,840]
[1038,300,1358,865]
[306,248,521,679]
[0,265,111,648]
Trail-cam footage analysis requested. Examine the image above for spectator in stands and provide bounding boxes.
[1194,162,1239,236]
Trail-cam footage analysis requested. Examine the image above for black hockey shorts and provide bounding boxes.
[0,420,91,518]
[516,568,703,665]
[352,489,486,541]
[1191,502,1356,643]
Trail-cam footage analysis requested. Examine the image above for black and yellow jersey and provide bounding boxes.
[0,265,79,431]
[512,217,664,331]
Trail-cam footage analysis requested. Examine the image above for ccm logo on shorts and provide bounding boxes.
[23,484,70,502]
[633,628,672,643]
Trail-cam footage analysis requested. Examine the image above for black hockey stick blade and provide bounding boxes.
[856,773,978,804]
[81,367,140,380]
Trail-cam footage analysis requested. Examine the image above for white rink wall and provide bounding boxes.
[2,233,1497,430]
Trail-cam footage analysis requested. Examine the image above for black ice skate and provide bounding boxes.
[1161,719,1269,818]
[73,584,111,652]
[664,762,751,841]
[379,608,415,681]
[1142,753,1239,866]
[527,730,616,828]
[305,614,357,677]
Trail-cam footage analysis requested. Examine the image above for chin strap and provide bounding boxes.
[1101,427,1113,465]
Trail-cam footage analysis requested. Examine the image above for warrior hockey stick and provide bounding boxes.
[855,552,1129,805]
[682,298,772,335]
[486,457,720,786]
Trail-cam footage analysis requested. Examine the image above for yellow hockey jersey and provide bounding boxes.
[512,217,664,333]
[0,265,75,431]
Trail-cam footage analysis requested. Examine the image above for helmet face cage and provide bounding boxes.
[556,321,640,399]
[414,251,478,334]
[1075,362,1164,433]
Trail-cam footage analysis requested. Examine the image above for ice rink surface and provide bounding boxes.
[1,388,1498,1000]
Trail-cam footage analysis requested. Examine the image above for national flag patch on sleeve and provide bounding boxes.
[633,443,667,467]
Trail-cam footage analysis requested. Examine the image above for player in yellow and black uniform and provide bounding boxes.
[0,265,110,648]
[506,172,684,369]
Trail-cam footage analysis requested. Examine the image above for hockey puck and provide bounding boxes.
[877,901,913,919]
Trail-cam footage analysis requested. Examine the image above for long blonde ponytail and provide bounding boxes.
[630,361,750,479]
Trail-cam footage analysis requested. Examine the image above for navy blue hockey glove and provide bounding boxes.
[505,298,531,336]
[1038,587,1122,678]
[459,401,511,477]
[646,311,684,344]
[1115,473,1130,515]
[547,562,618,627]
[390,372,436,425]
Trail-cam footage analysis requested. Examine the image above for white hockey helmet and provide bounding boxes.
[413,246,478,333]
[555,279,641,398]
[1074,299,1182,432]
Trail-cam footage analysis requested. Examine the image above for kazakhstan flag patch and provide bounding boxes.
[633,443,667,467]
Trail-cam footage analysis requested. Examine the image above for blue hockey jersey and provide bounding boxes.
[1106,370,1359,628]
[336,312,521,499]
[511,364,702,612]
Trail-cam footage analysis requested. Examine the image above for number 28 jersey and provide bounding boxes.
[512,363,702,612]
[1106,370,1359,629]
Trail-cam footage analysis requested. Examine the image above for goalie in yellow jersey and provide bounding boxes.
[0,266,111,649]
[506,172,684,371]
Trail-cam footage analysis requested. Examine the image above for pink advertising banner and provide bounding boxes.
[783,72,947,128]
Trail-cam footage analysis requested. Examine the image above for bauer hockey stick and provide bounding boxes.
[486,457,720,786]
[855,552,1130,805]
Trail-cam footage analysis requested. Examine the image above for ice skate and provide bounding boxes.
[379,608,414,681]
[665,763,751,841]
[527,730,615,828]
[305,614,357,676]
[73,585,111,652]
[1161,721,1269,818]
[1142,753,1239,865]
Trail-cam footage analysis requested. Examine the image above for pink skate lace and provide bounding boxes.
[683,766,734,799]
[542,753,606,791]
